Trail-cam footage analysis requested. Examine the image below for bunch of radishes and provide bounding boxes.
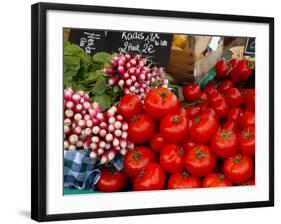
[64,88,133,164]
[104,53,169,99]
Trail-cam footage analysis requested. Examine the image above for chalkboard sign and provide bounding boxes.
[68,29,107,55]
[105,31,173,66]
[244,37,255,56]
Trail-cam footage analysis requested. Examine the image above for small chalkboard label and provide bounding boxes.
[105,31,173,66]
[68,29,107,55]
[244,37,255,56]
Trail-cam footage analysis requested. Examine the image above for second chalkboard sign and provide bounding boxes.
[105,31,173,66]
[244,37,256,56]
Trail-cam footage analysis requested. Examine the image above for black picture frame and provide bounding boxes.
[31,2,274,222]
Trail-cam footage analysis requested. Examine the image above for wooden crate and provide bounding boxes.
[166,35,223,84]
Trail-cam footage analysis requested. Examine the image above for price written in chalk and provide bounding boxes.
[105,31,172,66]
[118,32,169,54]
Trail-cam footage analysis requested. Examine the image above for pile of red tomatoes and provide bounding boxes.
[96,58,255,192]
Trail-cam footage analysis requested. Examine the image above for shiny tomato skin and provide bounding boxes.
[133,163,166,191]
[229,58,239,68]
[182,139,196,153]
[217,80,235,94]
[201,108,219,122]
[202,173,232,187]
[195,92,209,110]
[118,94,143,121]
[128,114,156,144]
[190,114,218,144]
[222,120,239,133]
[223,154,254,184]
[160,144,185,173]
[244,89,255,112]
[184,144,216,177]
[144,88,180,120]
[204,86,218,96]
[185,106,201,120]
[230,59,253,84]
[182,84,202,102]
[96,168,128,192]
[149,133,166,153]
[215,60,230,79]
[208,91,223,105]
[239,126,255,157]
[211,98,230,119]
[227,107,243,124]
[225,88,244,108]
[160,114,189,144]
[240,111,255,129]
[211,129,239,159]
[168,171,201,189]
[124,146,156,179]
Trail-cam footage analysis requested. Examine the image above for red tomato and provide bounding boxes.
[244,89,255,112]
[144,88,180,120]
[182,139,196,153]
[203,173,232,187]
[185,106,201,120]
[133,163,166,191]
[215,60,230,79]
[190,114,218,144]
[206,80,217,88]
[211,129,239,159]
[201,108,218,122]
[211,98,229,119]
[168,171,201,189]
[117,94,142,121]
[124,146,156,179]
[240,111,255,129]
[222,120,239,132]
[223,154,254,184]
[128,114,156,144]
[182,84,202,102]
[160,114,189,143]
[230,59,254,84]
[149,133,166,153]
[160,144,185,173]
[229,58,239,68]
[96,168,128,192]
[198,93,209,110]
[242,179,255,186]
[227,107,243,124]
[239,126,255,157]
[184,144,216,177]
[204,86,218,96]
[225,88,243,108]
[208,91,223,105]
[217,80,235,94]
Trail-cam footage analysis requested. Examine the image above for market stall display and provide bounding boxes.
[63,29,255,194]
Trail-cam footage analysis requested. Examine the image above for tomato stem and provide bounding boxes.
[195,148,205,159]
[159,92,168,98]
[133,151,141,161]
[243,129,253,140]
[172,117,180,123]
[233,155,242,164]
[182,170,190,178]
[217,174,226,181]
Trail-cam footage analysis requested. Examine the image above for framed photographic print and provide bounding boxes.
[31,2,274,222]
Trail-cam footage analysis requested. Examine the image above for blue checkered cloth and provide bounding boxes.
[64,150,101,190]
[64,150,124,191]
